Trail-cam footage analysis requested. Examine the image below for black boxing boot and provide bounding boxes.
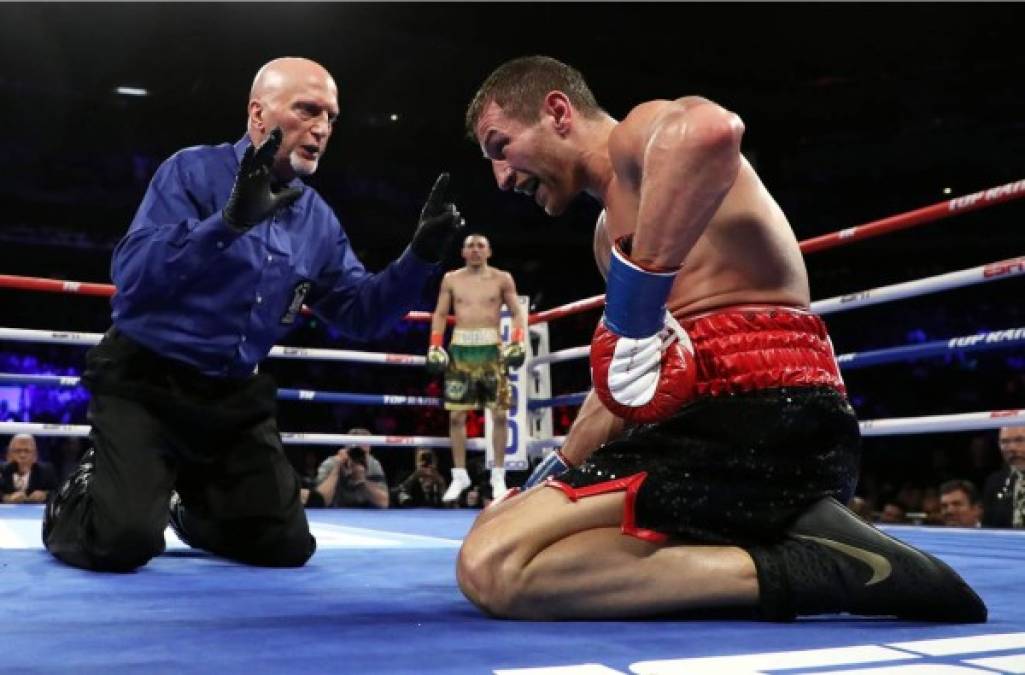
[746,497,987,623]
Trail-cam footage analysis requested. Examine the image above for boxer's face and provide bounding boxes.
[998,427,1025,470]
[251,70,339,180]
[475,101,577,217]
[461,235,491,267]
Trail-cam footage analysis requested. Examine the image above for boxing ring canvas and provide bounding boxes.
[2,504,1023,675]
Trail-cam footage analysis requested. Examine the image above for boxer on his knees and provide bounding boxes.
[43,57,463,572]
[427,234,526,503]
[459,55,986,622]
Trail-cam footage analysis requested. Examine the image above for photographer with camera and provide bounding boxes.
[305,428,389,508]
[394,448,448,508]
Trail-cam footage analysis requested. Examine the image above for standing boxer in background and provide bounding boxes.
[428,234,526,503]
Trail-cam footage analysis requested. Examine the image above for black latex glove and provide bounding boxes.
[223,128,303,231]
[410,173,465,263]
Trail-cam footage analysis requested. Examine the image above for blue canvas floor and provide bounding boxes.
[2,504,1024,674]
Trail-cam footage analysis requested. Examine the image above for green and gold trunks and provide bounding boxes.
[444,327,511,411]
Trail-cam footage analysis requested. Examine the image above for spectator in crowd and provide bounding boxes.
[847,496,874,522]
[919,487,944,525]
[982,425,1025,528]
[394,447,448,507]
[878,499,908,524]
[939,479,983,528]
[305,428,389,508]
[895,483,925,516]
[456,456,491,509]
[2,434,58,504]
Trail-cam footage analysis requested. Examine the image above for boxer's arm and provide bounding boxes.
[500,272,526,342]
[610,97,745,270]
[560,389,625,467]
[431,274,454,338]
[523,388,625,489]
[593,211,612,281]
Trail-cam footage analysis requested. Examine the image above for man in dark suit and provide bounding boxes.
[982,426,1025,528]
[2,434,57,504]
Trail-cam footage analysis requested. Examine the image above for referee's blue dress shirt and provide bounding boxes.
[111,136,437,378]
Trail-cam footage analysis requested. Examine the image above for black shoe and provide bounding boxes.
[42,449,96,544]
[167,491,195,548]
[748,497,987,623]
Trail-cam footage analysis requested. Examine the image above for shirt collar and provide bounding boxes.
[233,135,306,192]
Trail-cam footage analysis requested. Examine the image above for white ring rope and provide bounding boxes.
[4,256,1020,372]
[811,255,1025,316]
[0,328,425,366]
[5,409,1022,447]
[1,248,1021,454]
[530,345,590,370]
[0,422,487,450]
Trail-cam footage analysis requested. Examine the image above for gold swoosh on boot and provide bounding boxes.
[795,534,893,586]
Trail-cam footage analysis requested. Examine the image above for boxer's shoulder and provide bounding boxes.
[486,265,511,280]
[612,97,719,158]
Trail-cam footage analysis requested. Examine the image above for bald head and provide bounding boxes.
[246,57,339,180]
[250,57,336,101]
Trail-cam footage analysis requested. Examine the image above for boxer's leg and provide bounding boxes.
[460,483,988,622]
[449,409,468,469]
[490,404,508,469]
[444,407,472,503]
[480,349,509,498]
[489,407,509,499]
[457,481,758,619]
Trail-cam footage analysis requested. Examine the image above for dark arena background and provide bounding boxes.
[1,4,1024,674]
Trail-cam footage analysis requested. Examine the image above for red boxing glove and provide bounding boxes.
[590,237,697,423]
[590,312,697,423]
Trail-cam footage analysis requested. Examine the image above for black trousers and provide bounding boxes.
[43,328,315,572]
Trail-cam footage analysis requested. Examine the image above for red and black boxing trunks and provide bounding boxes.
[549,305,861,545]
